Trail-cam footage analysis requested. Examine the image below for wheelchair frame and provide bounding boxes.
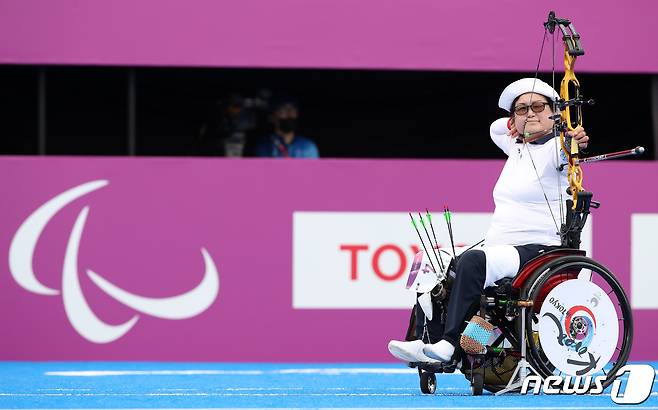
[410,248,633,396]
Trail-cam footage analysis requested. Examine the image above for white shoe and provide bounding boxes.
[387,340,439,363]
[423,339,455,362]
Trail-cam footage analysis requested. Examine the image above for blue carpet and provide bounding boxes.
[0,362,656,409]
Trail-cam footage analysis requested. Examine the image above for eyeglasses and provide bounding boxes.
[513,101,551,116]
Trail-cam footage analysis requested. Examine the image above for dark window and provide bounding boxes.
[0,66,38,154]
[0,66,653,160]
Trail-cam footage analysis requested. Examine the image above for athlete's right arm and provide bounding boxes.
[489,117,515,156]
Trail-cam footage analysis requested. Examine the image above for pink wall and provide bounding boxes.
[0,1,657,72]
[0,157,656,361]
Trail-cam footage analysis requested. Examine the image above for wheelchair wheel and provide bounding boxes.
[419,371,436,394]
[521,255,633,389]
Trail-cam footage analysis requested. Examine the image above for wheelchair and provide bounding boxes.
[403,195,633,395]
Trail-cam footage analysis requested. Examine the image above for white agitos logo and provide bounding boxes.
[9,180,220,344]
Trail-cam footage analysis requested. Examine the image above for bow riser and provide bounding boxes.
[560,50,585,207]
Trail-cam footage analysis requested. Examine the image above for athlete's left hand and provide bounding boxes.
[568,126,589,149]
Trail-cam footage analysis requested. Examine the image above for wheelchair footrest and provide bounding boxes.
[411,360,459,374]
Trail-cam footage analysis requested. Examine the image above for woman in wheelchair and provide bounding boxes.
[388,78,591,365]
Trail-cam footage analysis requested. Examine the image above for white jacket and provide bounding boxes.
[485,118,569,246]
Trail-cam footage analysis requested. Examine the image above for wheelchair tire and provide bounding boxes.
[419,371,436,394]
[521,255,633,389]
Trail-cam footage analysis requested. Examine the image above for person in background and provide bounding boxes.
[252,98,319,158]
[198,93,268,157]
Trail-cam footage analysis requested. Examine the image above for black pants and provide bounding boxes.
[415,244,558,347]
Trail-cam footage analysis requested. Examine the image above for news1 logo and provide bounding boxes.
[521,365,655,404]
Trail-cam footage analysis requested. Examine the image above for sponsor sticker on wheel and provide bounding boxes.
[537,279,618,376]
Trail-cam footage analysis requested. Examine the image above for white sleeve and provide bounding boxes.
[490,117,515,156]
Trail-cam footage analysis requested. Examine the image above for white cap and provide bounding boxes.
[498,78,559,112]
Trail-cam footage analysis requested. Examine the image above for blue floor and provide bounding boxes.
[0,362,656,409]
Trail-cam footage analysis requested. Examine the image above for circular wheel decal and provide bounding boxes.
[537,279,618,376]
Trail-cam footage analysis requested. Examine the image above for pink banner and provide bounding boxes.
[0,157,656,361]
[0,1,657,73]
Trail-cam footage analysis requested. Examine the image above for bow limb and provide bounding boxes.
[555,17,585,209]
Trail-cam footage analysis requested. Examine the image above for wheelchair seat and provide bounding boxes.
[511,248,585,290]
[485,248,585,297]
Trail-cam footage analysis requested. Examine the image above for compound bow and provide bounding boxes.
[532,11,644,249]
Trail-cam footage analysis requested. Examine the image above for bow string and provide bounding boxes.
[545,11,588,210]
[531,11,643,248]
[522,11,594,248]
